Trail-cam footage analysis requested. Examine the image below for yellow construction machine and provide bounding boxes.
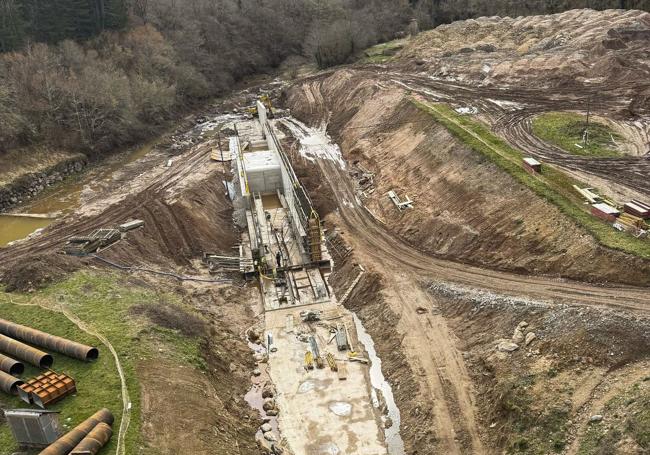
[247,95,275,119]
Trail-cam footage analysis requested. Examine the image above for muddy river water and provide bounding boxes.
[0,142,155,247]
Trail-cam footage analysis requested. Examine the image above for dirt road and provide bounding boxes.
[312,152,649,453]
[385,70,650,200]
[318,157,650,314]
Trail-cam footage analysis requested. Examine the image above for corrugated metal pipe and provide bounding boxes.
[39,408,114,455]
[0,369,24,395]
[0,352,24,375]
[69,422,113,455]
[0,318,98,362]
[0,333,53,368]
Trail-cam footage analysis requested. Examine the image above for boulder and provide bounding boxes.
[256,433,274,454]
[497,341,519,353]
[261,423,273,433]
[263,399,276,412]
[590,415,603,423]
[525,332,537,346]
[262,384,275,398]
[512,328,525,344]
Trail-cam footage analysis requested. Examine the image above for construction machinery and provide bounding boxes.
[247,95,274,119]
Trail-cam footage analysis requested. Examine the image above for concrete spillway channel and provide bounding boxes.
[238,103,404,454]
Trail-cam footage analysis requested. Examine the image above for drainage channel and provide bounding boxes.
[353,313,406,455]
[244,339,281,449]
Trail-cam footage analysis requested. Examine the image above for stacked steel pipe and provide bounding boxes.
[0,352,24,375]
[70,422,113,455]
[0,370,24,395]
[39,408,114,455]
[0,318,99,362]
[0,333,53,368]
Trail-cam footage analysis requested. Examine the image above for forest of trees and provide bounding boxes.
[0,0,128,52]
[0,0,648,156]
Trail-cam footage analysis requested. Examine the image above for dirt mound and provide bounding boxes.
[130,301,208,337]
[431,281,650,453]
[286,70,650,285]
[2,252,81,292]
[396,9,650,99]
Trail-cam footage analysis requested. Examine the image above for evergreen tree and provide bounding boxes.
[0,0,27,52]
[104,0,127,30]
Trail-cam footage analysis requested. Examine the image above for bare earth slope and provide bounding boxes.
[286,69,650,285]
[400,8,650,114]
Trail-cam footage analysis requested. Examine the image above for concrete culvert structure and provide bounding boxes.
[0,318,99,362]
[69,422,113,455]
[0,369,25,395]
[39,408,114,455]
[0,352,24,375]
[0,333,53,368]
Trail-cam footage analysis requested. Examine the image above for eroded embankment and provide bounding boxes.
[328,257,434,454]
[285,69,650,285]
[429,281,650,454]
[0,109,260,453]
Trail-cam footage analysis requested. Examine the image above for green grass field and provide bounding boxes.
[0,271,206,455]
[360,39,406,64]
[532,112,623,158]
[413,100,650,260]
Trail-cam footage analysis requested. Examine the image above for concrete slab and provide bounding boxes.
[265,305,387,455]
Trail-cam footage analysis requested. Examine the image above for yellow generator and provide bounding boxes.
[247,95,274,119]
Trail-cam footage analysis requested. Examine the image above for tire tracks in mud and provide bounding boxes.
[388,71,650,197]
[313,151,649,453]
[0,140,212,267]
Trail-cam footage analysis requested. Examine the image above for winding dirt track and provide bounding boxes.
[319,156,650,314]
[315,150,648,453]
[384,70,650,197]
[0,139,213,268]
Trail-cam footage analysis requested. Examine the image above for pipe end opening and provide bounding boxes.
[40,355,54,369]
[9,363,24,376]
[86,348,99,361]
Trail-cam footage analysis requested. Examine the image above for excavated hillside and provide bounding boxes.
[285,70,650,285]
[398,8,650,115]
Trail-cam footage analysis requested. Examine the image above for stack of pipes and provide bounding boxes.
[40,408,114,455]
[0,318,98,396]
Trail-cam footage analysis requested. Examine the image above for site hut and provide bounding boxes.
[591,202,620,222]
[522,157,542,174]
[233,100,332,310]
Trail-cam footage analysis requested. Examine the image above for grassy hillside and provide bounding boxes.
[413,100,650,260]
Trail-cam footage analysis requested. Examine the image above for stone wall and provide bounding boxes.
[0,157,87,212]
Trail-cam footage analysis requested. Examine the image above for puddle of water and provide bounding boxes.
[319,442,341,455]
[298,380,316,394]
[353,314,406,455]
[0,215,51,247]
[244,340,280,435]
[328,401,352,417]
[0,141,157,247]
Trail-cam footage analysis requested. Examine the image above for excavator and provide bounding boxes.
[247,95,274,119]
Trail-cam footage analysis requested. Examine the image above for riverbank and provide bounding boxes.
[0,149,87,213]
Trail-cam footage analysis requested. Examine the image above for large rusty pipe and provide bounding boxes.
[0,370,24,395]
[39,408,114,455]
[0,352,24,375]
[0,318,99,362]
[69,423,113,455]
[0,333,53,368]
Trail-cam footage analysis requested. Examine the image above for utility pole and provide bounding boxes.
[583,96,591,145]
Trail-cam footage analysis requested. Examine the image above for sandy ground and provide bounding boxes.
[279,98,650,452]
[266,303,387,455]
